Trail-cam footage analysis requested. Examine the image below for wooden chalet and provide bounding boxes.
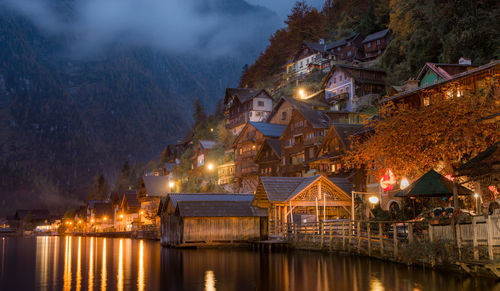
[288,40,335,76]
[255,138,282,177]
[384,60,499,107]
[138,175,171,225]
[157,193,265,246]
[310,123,363,177]
[361,29,392,61]
[324,33,364,62]
[224,88,273,135]
[192,140,216,169]
[115,190,140,231]
[232,122,286,192]
[252,175,353,235]
[322,64,386,112]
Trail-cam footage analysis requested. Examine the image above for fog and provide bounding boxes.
[1,0,280,58]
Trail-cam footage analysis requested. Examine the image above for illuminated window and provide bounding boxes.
[423,97,430,106]
[281,112,287,120]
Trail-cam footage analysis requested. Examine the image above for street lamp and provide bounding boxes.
[207,163,214,171]
[400,178,410,189]
[103,216,108,221]
[474,193,480,214]
[298,89,305,99]
[368,196,379,205]
[119,214,124,219]
[169,181,174,189]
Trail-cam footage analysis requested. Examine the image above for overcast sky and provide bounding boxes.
[246,0,324,19]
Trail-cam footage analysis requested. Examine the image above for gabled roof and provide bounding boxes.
[176,201,267,217]
[325,32,359,50]
[284,98,334,129]
[255,138,282,163]
[362,28,390,44]
[456,141,500,174]
[88,200,110,209]
[383,60,499,103]
[416,62,470,80]
[199,140,216,150]
[303,41,327,53]
[93,202,113,218]
[224,88,271,105]
[332,123,364,150]
[395,169,472,197]
[142,176,170,196]
[249,122,286,138]
[259,175,353,202]
[167,193,254,208]
[322,65,386,89]
[123,192,140,208]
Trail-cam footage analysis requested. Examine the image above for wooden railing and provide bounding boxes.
[271,216,500,262]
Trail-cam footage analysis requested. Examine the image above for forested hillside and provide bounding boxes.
[0,0,278,214]
[241,0,500,87]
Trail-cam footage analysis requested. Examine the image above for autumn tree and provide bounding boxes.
[345,75,500,182]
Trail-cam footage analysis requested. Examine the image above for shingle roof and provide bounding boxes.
[250,122,286,138]
[199,140,216,150]
[395,170,472,197]
[142,176,170,196]
[328,178,354,194]
[383,60,500,103]
[260,176,320,202]
[304,41,327,53]
[362,28,390,44]
[266,139,282,157]
[176,201,267,217]
[124,192,140,208]
[284,97,333,128]
[225,88,270,105]
[332,123,364,150]
[168,193,255,208]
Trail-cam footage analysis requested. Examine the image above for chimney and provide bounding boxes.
[458,57,472,65]
[404,79,419,91]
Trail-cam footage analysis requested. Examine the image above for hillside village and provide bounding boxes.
[3,2,498,258]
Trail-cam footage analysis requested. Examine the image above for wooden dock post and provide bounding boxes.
[487,216,494,261]
[313,223,317,243]
[472,217,479,261]
[348,221,352,252]
[367,222,372,256]
[429,224,434,243]
[342,221,346,251]
[393,223,398,259]
[408,223,414,244]
[320,222,325,248]
[294,224,298,242]
[329,223,333,251]
[357,221,361,254]
[379,223,384,256]
[456,223,462,260]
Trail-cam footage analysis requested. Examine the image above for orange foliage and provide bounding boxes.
[345,74,500,180]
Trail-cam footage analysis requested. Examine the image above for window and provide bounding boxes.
[340,89,344,94]
[345,86,349,94]
[294,135,303,145]
[249,111,252,117]
[347,51,352,56]
[239,148,243,154]
[331,164,336,172]
[255,111,262,117]
[367,42,371,48]
[377,39,381,45]
[281,111,287,120]
[337,47,340,51]
[333,77,336,84]
[423,97,430,106]
[309,147,315,158]
[257,101,264,106]
[339,75,343,81]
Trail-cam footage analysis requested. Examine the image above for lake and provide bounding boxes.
[0,236,498,290]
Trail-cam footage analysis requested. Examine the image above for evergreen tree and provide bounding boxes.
[114,161,132,191]
[87,174,110,201]
[193,99,207,126]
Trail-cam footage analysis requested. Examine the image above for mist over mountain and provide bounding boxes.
[0,0,279,215]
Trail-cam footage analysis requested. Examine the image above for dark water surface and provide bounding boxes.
[0,236,498,291]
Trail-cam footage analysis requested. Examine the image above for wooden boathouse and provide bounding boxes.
[158,193,267,247]
[252,175,353,235]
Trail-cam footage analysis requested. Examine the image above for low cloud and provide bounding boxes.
[2,0,278,58]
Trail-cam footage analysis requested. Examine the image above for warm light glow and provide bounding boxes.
[138,240,144,291]
[207,163,214,171]
[68,222,72,225]
[169,181,174,188]
[210,128,214,132]
[76,237,82,291]
[78,220,82,224]
[103,217,107,221]
[90,219,95,223]
[118,239,123,291]
[368,196,379,204]
[474,193,479,199]
[400,178,410,189]
[119,214,124,219]
[298,89,305,99]
[101,238,106,291]
[140,211,144,215]
[445,174,455,181]
[204,270,216,291]
[380,169,396,191]
[63,236,72,291]
[89,237,94,291]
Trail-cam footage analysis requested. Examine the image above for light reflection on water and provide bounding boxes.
[0,236,499,290]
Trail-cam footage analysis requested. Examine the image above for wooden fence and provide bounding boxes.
[273,215,500,262]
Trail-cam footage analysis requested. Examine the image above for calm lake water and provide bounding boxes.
[0,236,498,291]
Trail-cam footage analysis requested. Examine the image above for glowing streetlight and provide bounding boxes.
[474,193,479,199]
[119,214,124,219]
[169,181,174,188]
[103,216,108,221]
[298,89,305,99]
[207,163,214,171]
[400,178,410,189]
[90,219,95,223]
[78,220,82,224]
[210,128,214,132]
[140,211,144,215]
[368,196,379,204]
